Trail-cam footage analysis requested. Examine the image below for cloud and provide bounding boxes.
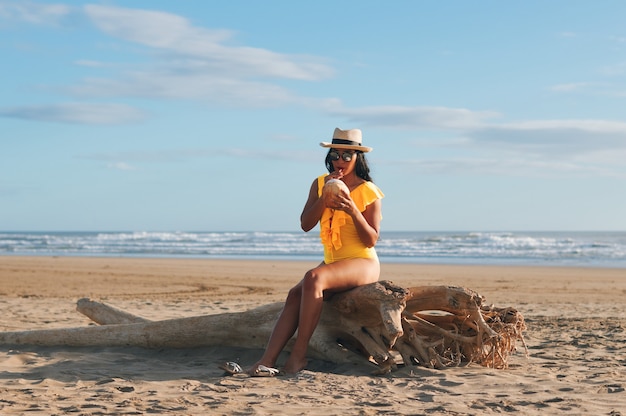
[327,105,499,130]
[74,59,111,68]
[0,0,71,25]
[75,4,332,107]
[549,82,592,92]
[83,5,333,81]
[600,62,626,76]
[4,3,333,109]
[328,103,626,177]
[0,102,148,124]
[548,81,626,98]
[328,103,626,154]
[469,119,626,155]
[610,35,626,44]
[106,162,137,171]
[68,71,298,107]
[4,2,625,180]
[40,4,335,108]
[399,156,607,176]
[81,148,315,165]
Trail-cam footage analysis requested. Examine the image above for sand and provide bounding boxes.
[0,256,624,415]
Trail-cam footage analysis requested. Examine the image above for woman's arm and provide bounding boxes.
[346,198,382,248]
[300,179,326,232]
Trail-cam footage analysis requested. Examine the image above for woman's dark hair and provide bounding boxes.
[325,149,373,182]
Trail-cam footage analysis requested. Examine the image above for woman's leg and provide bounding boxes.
[283,258,380,373]
[248,282,303,373]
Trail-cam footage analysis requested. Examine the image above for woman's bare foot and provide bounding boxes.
[283,356,307,374]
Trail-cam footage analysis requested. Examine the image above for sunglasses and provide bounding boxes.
[328,150,357,162]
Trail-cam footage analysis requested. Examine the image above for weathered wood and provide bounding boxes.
[312,280,410,371]
[0,302,282,348]
[397,286,526,369]
[0,281,526,372]
[76,298,150,324]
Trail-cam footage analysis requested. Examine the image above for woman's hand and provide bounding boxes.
[328,191,356,215]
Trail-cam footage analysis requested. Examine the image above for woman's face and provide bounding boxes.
[328,149,357,175]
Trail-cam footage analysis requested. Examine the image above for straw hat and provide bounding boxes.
[320,128,373,152]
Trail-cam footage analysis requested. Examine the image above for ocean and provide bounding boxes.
[1,231,625,268]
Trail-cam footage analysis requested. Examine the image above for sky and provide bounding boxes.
[1,1,626,232]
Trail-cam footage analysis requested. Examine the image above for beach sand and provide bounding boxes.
[0,256,624,415]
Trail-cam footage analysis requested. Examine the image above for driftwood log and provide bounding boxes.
[0,281,526,373]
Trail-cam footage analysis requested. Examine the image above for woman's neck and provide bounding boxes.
[341,172,363,189]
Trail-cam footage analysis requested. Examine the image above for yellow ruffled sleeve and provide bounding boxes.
[351,181,385,214]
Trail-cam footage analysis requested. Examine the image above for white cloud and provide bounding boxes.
[469,119,626,157]
[0,102,148,124]
[4,3,335,108]
[74,59,110,68]
[547,81,626,98]
[68,71,297,107]
[329,103,626,154]
[495,118,626,133]
[81,147,315,165]
[107,162,137,171]
[327,105,499,130]
[328,103,626,177]
[549,82,591,92]
[610,35,626,44]
[402,156,593,175]
[83,4,333,81]
[600,62,626,76]
[394,155,622,178]
[39,4,334,108]
[4,3,625,179]
[0,1,71,25]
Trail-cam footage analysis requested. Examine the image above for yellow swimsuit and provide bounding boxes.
[317,174,384,264]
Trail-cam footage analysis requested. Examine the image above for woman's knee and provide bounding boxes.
[302,268,325,292]
[285,284,302,305]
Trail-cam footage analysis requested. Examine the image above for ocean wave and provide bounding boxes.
[0,231,625,267]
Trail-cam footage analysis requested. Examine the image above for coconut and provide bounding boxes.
[322,179,349,206]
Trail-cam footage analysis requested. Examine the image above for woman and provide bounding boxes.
[249,127,384,375]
